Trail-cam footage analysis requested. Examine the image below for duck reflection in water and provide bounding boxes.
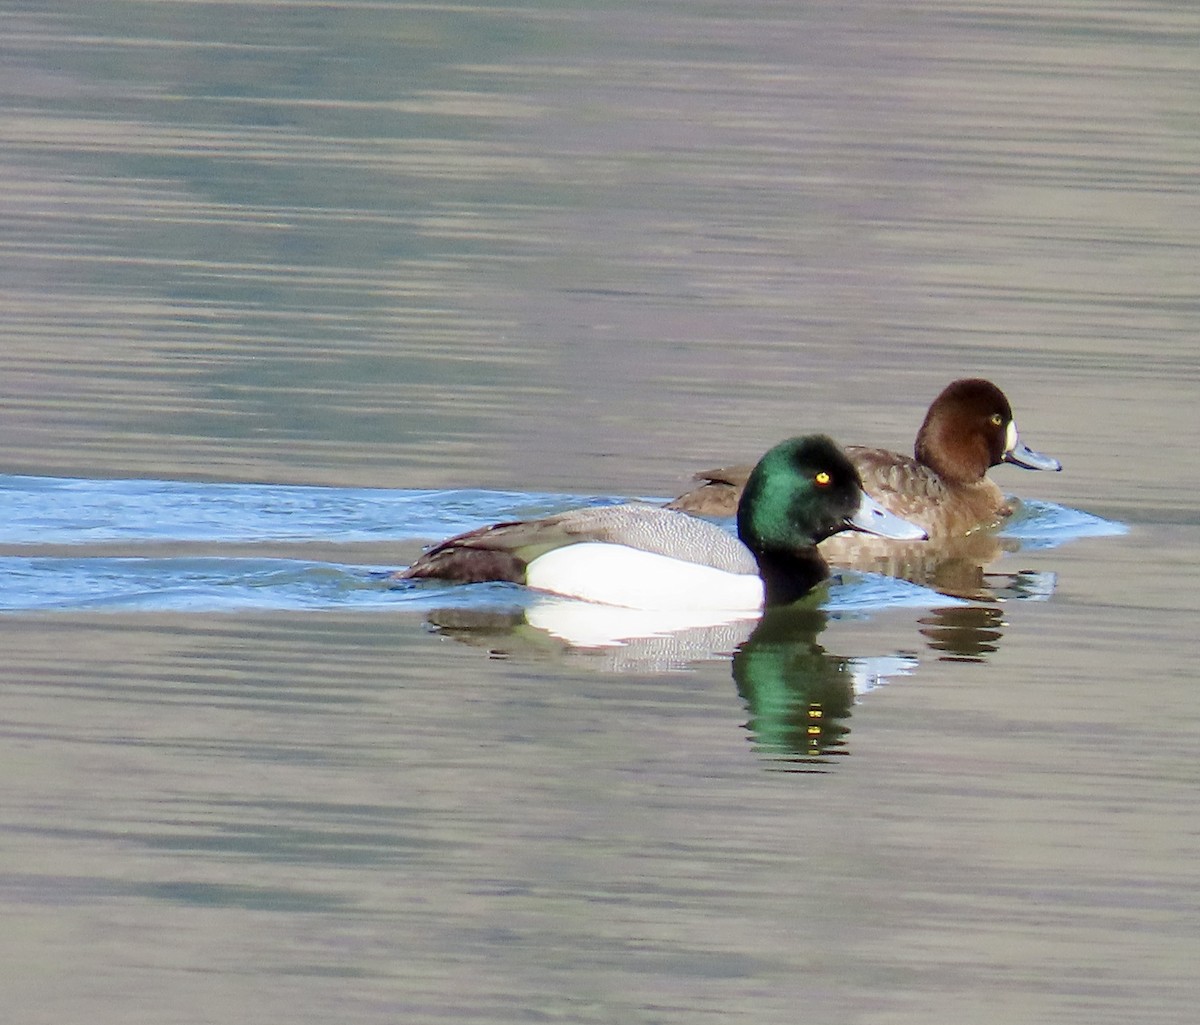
[734,604,1020,765]
[419,598,1002,768]
[917,604,1007,663]
[819,529,1056,604]
[410,550,1044,765]
[730,606,916,768]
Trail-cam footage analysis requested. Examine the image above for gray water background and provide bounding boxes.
[1,3,1198,1023]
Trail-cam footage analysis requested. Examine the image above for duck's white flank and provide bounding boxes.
[524,542,765,611]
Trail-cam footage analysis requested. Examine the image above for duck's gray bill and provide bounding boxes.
[1004,441,1062,472]
[848,492,928,541]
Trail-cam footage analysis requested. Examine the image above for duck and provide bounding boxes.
[667,378,1061,535]
[397,434,927,611]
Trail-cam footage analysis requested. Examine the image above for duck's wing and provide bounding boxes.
[847,446,1008,535]
[665,463,753,515]
[846,446,951,506]
[401,507,623,582]
[401,503,756,582]
[669,449,955,521]
[399,517,547,581]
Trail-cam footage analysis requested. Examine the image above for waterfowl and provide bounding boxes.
[398,435,926,611]
[667,378,1061,535]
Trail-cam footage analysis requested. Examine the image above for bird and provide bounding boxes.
[397,434,927,611]
[667,378,1061,536]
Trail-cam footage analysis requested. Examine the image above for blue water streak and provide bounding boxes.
[999,498,1128,548]
[0,475,1124,615]
[0,474,601,546]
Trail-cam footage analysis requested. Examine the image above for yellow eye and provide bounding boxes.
[814,471,831,487]
[990,413,1004,427]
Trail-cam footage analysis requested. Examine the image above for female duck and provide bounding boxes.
[399,435,926,611]
[667,379,1061,535]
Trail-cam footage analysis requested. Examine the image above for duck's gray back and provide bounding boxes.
[562,504,757,575]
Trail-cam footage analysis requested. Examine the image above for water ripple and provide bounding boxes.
[0,474,1123,614]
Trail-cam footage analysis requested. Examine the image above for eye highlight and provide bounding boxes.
[814,471,831,487]
[990,413,1004,427]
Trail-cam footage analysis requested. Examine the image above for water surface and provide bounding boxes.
[1,2,1198,1024]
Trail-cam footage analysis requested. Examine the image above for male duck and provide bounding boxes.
[398,435,926,611]
[667,379,1061,535]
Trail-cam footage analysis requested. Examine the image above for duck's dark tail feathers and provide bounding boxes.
[396,521,531,583]
[399,547,527,583]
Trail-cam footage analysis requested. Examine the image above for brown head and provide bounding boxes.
[914,378,1061,484]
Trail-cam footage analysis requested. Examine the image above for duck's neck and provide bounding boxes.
[752,546,830,607]
[915,420,991,483]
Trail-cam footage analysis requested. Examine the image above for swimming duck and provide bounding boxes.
[398,434,926,611]
[667,379,1061,535]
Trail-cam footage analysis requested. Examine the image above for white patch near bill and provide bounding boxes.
[1005,419,1018,453]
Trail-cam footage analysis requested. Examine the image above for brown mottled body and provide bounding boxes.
[667,379,1058,537]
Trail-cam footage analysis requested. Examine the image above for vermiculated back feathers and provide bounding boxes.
[401,503,758,583]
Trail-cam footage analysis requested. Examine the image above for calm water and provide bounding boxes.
[2,2,1198,1023]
